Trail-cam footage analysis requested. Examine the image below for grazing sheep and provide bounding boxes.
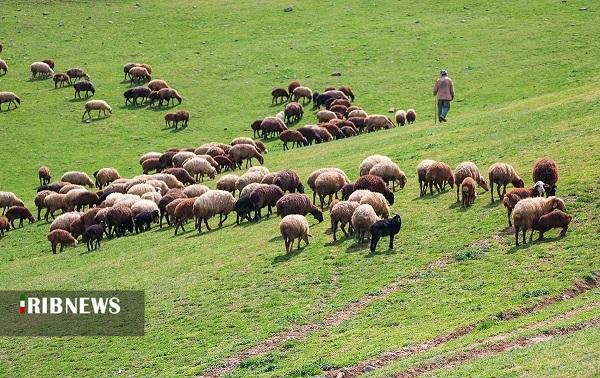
[0,217,8,238]
[317,109,337,123]
[47,229,78,254]
[307,168,350,204]
[297,126,322,145]
[216,174,239,196]
[341,183,356,200]
[69,216,85,240]
[366,114,395,132]
[157,151,177,170]
[502,181,546,226]
[279,130,308,150]
[38,166,51,186]
[322,90,349,101]
[53,72,69,88]
[271,88,289,104]
[149,173,185,189]
[369,161,407,191]
[313,126,334,143]
[395,110,407,126]
[213,155,236,173]
[61,171,95,188]
[239,183,268,201]
[66,68,90,83]
[164,112,178,127]
[279,215,311,254]
[260,116,287,138]
[104,206,134,237]
[0,91,21,110]
[354,175,395,204]
[532,158,559,196]
[532,209,572,240]
[254,140,268,154]
[148,79,169,91]
[82,100,112,120]
[183,157,217,182]
[0,191,25,215]
[315,171,347,209]
[141,191,162,205]
[283,102,304,124]
[150,88,182,106]
[348,109,368,119]
[231,137,257,148]
[93,168,120,189]
[139,151,162,165]
[291,86,313,103]
[41,59,55,69]
[228,144,264,169]
[512,196,566,246]
[5,206,34,228]
[359,155,393,176]
[488,163,524,202]
[273,170,304,193]
[162,168,196,185]
[251,119,264,138]
[128,183,159,197]
[341,126,357,137]
[63,189,88,210]
[142,158,161,174]
[261,172,277,185]
[204,146,226,158]
[158,192,186,227]
[59,184,85,194]
[329,200,359,241]
[84,222,105,251]
[183,184,210,198]
[30,61,54,78]
[71,191,99,211]
[131,199,160,218]
[247,185,284,220]
[454,162,489,202]
[319,123,344,140]
[123,63,139,80]
[347,117,366,133]
[288,81,301,95]
[417,159,436,197]
[425,161,455,195]
[360,191,390,219]
[275,193,323,222]
[128,66,151,84]
[351,204,379,244]
[50,212,82,232]
[0,58,7,74]
[313,93,335,109]
[43,193,68,221]
[406,109,417,124]
[134,210,159,233]
[347,189,373,203]
[174,110,190,128]
[461,177,477,207]
[337,86,355,102]
[81,208,103,230]
[171,151,195,168]
[192,190,236,233]
[73,81,95,98]
[124,86,152,105]
[369,214,402,253]
[34,190,53,221]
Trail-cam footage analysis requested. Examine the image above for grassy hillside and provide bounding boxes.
[1,1,599,377]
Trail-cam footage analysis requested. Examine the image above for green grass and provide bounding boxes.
[1,0,600,377]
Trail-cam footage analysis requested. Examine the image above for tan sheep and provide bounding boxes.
[128,66,151,83]
[347,109,368,118]
[329,200,360,241]
[47,229,78,254]
[172,151,196,168]
[82,100,112,120]
[359,192,390,219]
[141,191,162,205]
[369,161,407,190]
[291,86,313,103]
[183,184,210,198]
[488,162,524,202]
[351,204,379,244]
[216,174,239,196]
[316,110,337,123]
[314,171,347,209]
[512,196,566,246]
[94,168,121,189]
[148,79,169,91]
[50,212,82,232]
[61,171,94,188]
[228,144,264,169]
[365,114,395,132]
[454,162,489,202]
[279,214,311,254]
[359,155,393,176]
[0,91,21,110]
[425,162,454,195]
[0,58,8,74]
[0,191,25,215]
[128,183,159,196]
[417,159,437,197]
[183,158,216,182]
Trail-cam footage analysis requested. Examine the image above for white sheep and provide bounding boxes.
[192,190,236,232]
[330,200,360,241]
[359,155,393,176]
[59,184,86,194]
[216,174,239,196]
[50,212,82,232]
[131,199,160,218]
[229,144,264,169]
[30,61,54,78]
[82,100,112,120]
[0,191,25,215]
[145,179,169,195]
[61,171,95,188]
[103,193,125,207]
[369,161,407,190]
[149,173,185,189]
[183,157,216,182]
[183,184,210,198]
[351,204,379,244]
[279,214,311,254]
[512,196,566,246]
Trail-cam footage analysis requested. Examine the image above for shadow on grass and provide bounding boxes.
[484,199,502,208]
[69,97,91,102]
[145,103,180,112]
[120,103,149,110]
[272,248,303,263]
[345,242,368,253]
[27,77,52,82]
[0,106,20,113]
[81,115,111,123]
[366,247,398,257]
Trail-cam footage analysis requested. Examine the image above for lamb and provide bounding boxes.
[228,144,265,169]
[317,110,337,123]
[183,157,217,182]
[131,199,160,218]
[50,212,82,232]
[359,155,393,176]
[174,110,190,128]
[284,102,304,123]
[417,159,436,197]
[251,119,264,138]
[425,162,455,195]
[532,158,559,196]
[288,81,301,95]
[150,88,182,106]
[359,191,390,219]
[279,215,311,254]
[134,210,159,233]
[0,58,7,74]
[5,206,35,228]
[0,191,25,215]
[369,214,402,253]
[315,171,348,208]
[84,222,105,251]
[502,181,546,226]
[38,166,51,185]
[0,217,8,238]
[279,130,308,150]
[275,193,324,222]
[148,79,169,91]
[93,168,120,189]
[365,114,395,132]
[347,109,368,118]
[329,200,360,241]
[291,86,313,103]
[82,100,112,120]
[66,68,90,83]
[52,73,69,88]
[511,196,566,246]
[192,190,236,233]
[395,110,407,126]
[260,117,287,138]
[454,162,489,202]
[271,87,289,104]
[406,109,417,124]
[47,229,78,254]
[531,209,572,240]
[128,66,151,84]
[0,91,21,110]
[104,206,134,237]
[297,126,322,145]
[369,162,407,191]
[354,175,395,204]
[488,163,524,202]
[338,86,355,102]
[216,174,239,196]
[351,204,379,244]
[30,61,54,79]
[73,81,95,98]
[34,190,53,221]
[273,170,304,193]
[307,168,350,204]
[461,177,477,207]
[43,193,68,221]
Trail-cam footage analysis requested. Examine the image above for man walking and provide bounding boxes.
[433,69,454,122]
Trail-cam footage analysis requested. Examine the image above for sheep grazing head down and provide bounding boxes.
[534,181,546,196]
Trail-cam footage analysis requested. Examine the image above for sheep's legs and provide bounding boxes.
[515,227,520,246]
[389,235,395,249]
[490,183,494,202]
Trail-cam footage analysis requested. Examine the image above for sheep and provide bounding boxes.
[347,189,372,203]
[84,222,105,251]
[131,199,160,218]
[273,170,304,193]
[425,162,455,195]
[134,210,159,233]
[93,168,120,189]
[157,151,177,170]
[205,146,226,158]
[337,86,355,102]
[360,191,390,219]
[172,151,196,168]
[38,166,51,186]
[183,158,217,182]
[261,172,277,184]
[348,109,368,118]
[158,192,186,227]
[251,119,264,138]
[124,86,152,105]
[0,91,21,110]
[284,102,304,123]
[275,193,323,223]
[532,209,572,240]
[347,117,366,133]
[174,110,190,128]
[341,126,357,137]
[329,200,359,241]
[59,184,86,194]
[149,173,184,189]
[532,158,559,196]
[319,123,344,140]
[271,87,289,104]
[512,196,566,246]
[313,126,334,143]
[0,191,25,215]
[330,98,352,109]
[128,183,159,197]
[73,81,95,98]
[366,114,395,132]
[406,109,417,124]
[192,190,236,233]
[288,80,301,95]
[394,110,407,126]
[317,110,337,123]
[254,140,268,154]
[228,144,264,169]
[212,155,234,173]
[297,126,322,145]
[43,193,68,221]
[104,206,134,237]
[40,59,55,69]
[183,184,210,198]
[148,79,169,91]
[354,175,395,204]
[69,216,85,240]
[37,181,69,193]
[52,73,69,88]
[34,190,53,221]
[128,66,151,84]
[66,68,90,83]
[5,206,35,229]
[370,214,402,253]
[58,171,94,188]
[279,130,308,150]
[488,163,524,202]
[238,183,267,201]
[82,100,112,120]
[461,177,477,207]
[315,171,347,209]
[195,142,232,154]
[63,188,88,210]
[454,162,489,202]
[359,155,393,176]
[139,152,162,165]
[291,86,313,103]
[216,174,239,196]
[417,159,436,197]
[81,207,103,229]
[369,162,407,191]
[313,93,335,109]
[70,191,99,212]
[329,104,348,115]
[231,137,257,148]
[307,168,350,204]
[150,88,182,106]
[50,211,82,232]
[30,61,54,79]
[0,58,7,74]
[123,63,139,80]
[161,168,196,186]
[279,215,311,254]
[143,179,169,195]
[351,204,379,244]
[0,217,8,238]
[260,117,287,138]
[340,183,355,200]
[502,181,546,226]
[141,158,160,174]
[47,229,78,254]
[141,191,162,205]
[244,185,282,220]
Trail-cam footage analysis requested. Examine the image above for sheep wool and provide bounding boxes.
[351,204,379,244]
[279,215,311,254]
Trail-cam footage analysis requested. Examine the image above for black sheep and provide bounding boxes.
[134,210,159,234]
[369,214,402,253]
[234,196,254,225]
[312,92,335,109]
[84,222,105,251]
[73,81,95,98]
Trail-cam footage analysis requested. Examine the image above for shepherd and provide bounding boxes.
[433,69,454,123]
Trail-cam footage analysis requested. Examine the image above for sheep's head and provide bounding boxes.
[550,197,566,212]
[296,183,305,194]
[383,190,395,205]
[513,178,525,188]
[478,177,489,191]
[533,181,545,197]
[256,155,264,165]
[397,176,407,189]
[448,175,455,189]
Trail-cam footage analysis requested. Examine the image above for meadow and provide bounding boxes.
[0,1,599,377]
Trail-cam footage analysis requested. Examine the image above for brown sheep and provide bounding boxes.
[42,59,55,69]
[5,206,35,228]
[0,58,7,74]
[66,68,90,83]
[425,162,454,195]
[38,166,51,186]
[53,73,69,88]
[128,66,151,84]
[164,113,177,127]
[271,88,289,104]
[461,177,477,207]
[288,81,301,96]
[174,110,190,128]
[0,91,21,110]
[148,79,169,91]
[502,181,546,226]
[284,102,304,123]
[150,88,182,106]
[260,117,287,138]
[532,210,572,240]
[354,175,395,204]
[142,158,161,174]
[454,162,488,202]
[406,109,417,124]
[279,130,308,150]
[173,198,196,235]
[0,216,9,237]
[338,86,355,102]
[488,163,524,202]
[47,229,78,254]
[532,158,559,196]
